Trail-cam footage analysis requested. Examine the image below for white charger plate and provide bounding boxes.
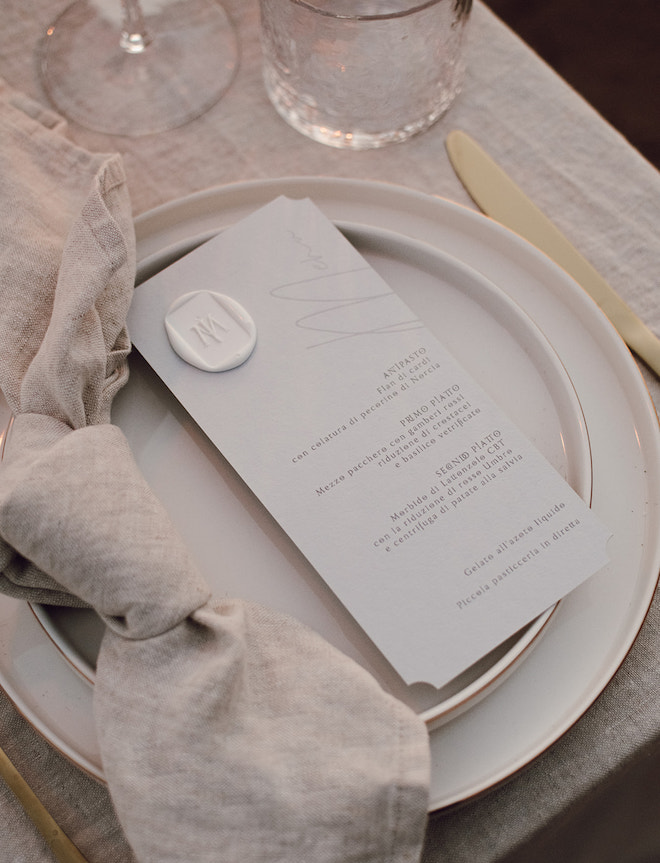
[1,178,659,810]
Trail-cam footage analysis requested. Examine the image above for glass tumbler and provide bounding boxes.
[259,0,472,149]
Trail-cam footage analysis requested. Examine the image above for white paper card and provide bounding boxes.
[128,196,610,688]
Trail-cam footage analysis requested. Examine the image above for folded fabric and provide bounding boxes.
[0,81,430,862]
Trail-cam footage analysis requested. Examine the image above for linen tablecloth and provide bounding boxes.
[1,1,659,861]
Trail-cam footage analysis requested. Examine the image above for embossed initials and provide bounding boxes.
[190,314,229,347]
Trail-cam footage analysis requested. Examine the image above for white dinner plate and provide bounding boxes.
[29,220,591,714]
[1,178,659,810]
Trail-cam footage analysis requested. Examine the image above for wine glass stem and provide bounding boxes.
[120,0,151,53]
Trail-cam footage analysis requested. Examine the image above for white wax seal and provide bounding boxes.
[164,291,257,372]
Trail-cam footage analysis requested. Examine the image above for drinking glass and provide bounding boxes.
[41,0,239,136]
[259,0,472,149]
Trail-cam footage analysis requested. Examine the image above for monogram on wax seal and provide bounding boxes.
[164,290,257,372]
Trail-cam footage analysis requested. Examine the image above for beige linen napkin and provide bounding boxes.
[0,82,429,861]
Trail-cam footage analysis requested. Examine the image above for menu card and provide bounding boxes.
[127,197,610,689]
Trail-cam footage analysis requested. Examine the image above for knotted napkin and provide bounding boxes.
[0,81,430,862]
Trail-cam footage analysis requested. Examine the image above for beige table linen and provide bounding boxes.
[0,83,430,862]
[1,1,659,861]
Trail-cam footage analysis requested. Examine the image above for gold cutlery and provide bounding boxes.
[0,743,88,862]
[446,129,660,377]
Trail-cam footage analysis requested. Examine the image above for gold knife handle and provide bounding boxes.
[0,744,89,863]
[446,130,660,379]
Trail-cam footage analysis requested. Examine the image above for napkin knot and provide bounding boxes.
[0,412,210,638]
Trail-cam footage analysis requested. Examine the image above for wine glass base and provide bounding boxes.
[40,0,239,136]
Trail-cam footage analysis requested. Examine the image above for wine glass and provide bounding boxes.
[40,0,239,136]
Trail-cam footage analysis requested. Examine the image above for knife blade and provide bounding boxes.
[445,129,660,378]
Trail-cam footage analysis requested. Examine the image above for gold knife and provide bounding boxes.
[445,129,660,378]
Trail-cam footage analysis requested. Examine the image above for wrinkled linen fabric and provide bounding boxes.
[0,82,430,862]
